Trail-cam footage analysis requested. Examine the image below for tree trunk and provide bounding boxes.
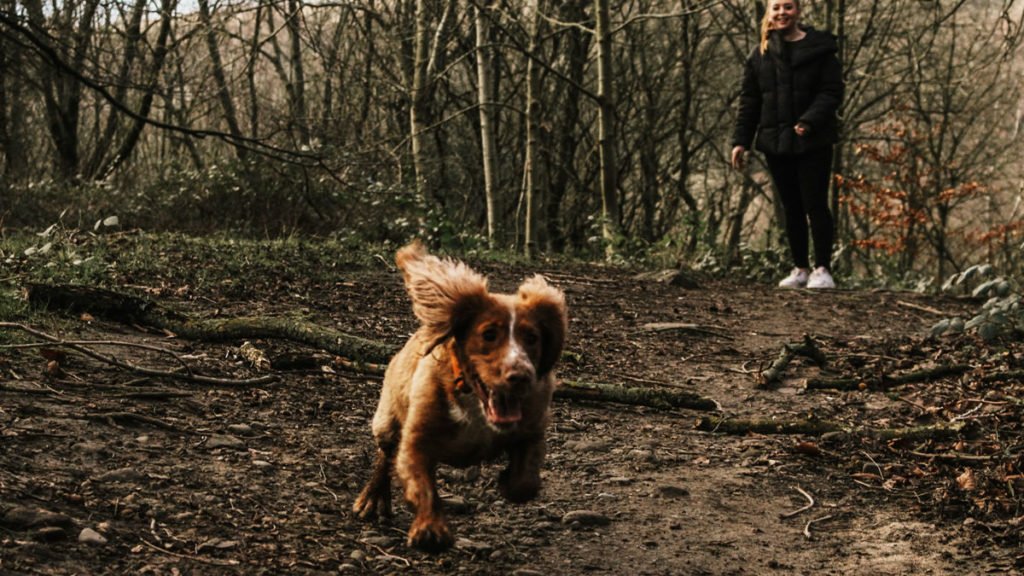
[476,0,500,249]
[197,0,249,164]
[522,0,544,257]
[286,0,310,146]
[594,0,622,258]
[96,0,177,177]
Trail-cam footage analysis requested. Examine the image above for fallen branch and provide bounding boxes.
[640,322,733,340]
[758,335,826,387]
[557,380,720,411]
[82,411,178,431]
[695,416,965,441]
[805,364,972,391]
[0,322,278,387]
[695,416,841,436]
[27,283,397,365]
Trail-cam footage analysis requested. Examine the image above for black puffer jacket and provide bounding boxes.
[731,27,843,156]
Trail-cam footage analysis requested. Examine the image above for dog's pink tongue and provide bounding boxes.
[487,394,522,424]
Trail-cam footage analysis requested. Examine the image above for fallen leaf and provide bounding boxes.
[957,469,977,492]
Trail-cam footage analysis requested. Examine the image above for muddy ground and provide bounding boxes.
[2,247,1023,575]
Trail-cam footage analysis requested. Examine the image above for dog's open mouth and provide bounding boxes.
[484,390,522,425]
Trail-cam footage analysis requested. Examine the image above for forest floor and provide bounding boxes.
[1,235,1023,575]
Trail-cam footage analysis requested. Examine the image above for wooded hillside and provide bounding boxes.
[1,0,1022,280]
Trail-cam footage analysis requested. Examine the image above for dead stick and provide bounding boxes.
[804,514,834,539]
[558,380,720,411]
[0,334,193,373]
[806,364,972,391]
[780,486,815,519]
[138,538,240,566]
[759,334,825,387]
[0,322,277,387]
[82,411,178,431]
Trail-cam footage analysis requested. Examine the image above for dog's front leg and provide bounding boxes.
[352,444,394,520]
[396,437,453,551]
[500,434,545,503]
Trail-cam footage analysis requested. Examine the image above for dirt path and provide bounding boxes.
[1,256,1020,575]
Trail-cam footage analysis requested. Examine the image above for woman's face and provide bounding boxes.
[769,1,800,33]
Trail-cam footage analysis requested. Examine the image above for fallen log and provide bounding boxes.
[27,283,397,365]
[558,380,720,412]
[804,364,972,391]
[695,416,965,441]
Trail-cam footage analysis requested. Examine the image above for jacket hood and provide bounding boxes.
[787,27,838,66]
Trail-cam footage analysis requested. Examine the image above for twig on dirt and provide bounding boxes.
[0,322,278,388]
[907,450,998,463]
[805,363,973,392]
[780,485,816,519]
[758,334,825,388]
[83,411,179,431]
[952,403,986,422]
[861,451,886,481]
[640,322,733,340]
[803,514,834,539]
[0,381,61,396]
[138,537,240,566]
[364,543,411,567]
[0,337,193,374]
[896,300,947,316]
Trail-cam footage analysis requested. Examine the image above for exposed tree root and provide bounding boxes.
[27,283,397,365]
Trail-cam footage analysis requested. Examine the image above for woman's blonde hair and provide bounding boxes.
[760,0,800,54]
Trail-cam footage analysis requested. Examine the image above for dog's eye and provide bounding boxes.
[520,329,539,346]
[482,327,499,342]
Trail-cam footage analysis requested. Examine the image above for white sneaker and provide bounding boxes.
[778,268,809,289]
[807,266,835,289]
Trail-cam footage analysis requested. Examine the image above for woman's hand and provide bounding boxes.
[731,145,747,170]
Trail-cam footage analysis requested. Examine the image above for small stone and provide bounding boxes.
[513,570,545,576]
[360,536,394,547]
[93,468,143,483]
[561,510,611,527]
[252,460,273,468]
[1,506,73,530]
[227,424,253,435]
[442,495,472,514]
[206,435,245,449]
[338,563,360,573]
[34,526,68,542]
[657,485,690,498]
[564,440,611,453]
[455,537,492,553]
[628,448,656,462]
[349,549,367,562]
[78,527,108,545]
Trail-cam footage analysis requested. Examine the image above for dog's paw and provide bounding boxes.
[352,489,392,520]
[407,517,454,552]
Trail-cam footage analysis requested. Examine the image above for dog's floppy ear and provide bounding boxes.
[396,241,490,347]
[517,275,568,377]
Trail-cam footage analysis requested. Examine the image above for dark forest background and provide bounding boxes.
[1,0,1023,285]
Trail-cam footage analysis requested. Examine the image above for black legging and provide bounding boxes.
[764,147,835,270]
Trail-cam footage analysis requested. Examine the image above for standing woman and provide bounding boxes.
[731,0,843,289]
